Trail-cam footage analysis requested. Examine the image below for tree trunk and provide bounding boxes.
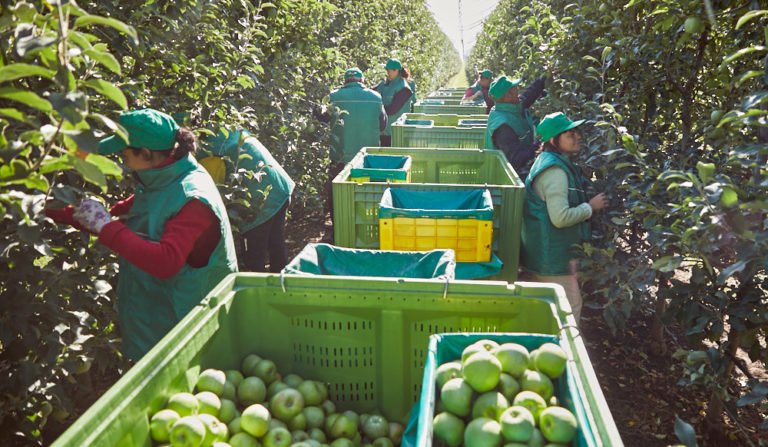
[648,273,670,356]
[703,325,740,436]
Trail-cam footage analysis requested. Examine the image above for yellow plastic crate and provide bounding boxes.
[349,174,410,184]
[379,217,492,262]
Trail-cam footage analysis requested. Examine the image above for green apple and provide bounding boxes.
[528,428,546,447]
[170,415,206,447]
[308,427,327,442]
[225,369,244,388]
[329,414,357,439]
[329,438,354,447]
[684,16,704,34]
[432,412,464,447]
[471,391,509,420]
[548,396,559,407]
[241,354,263,377]
[520,370,554,401]
[292,442,313,447]
[440,378,474,417]
[222,381,237,402]
[228,432,259,447]
[511,392,547,425]
[168,392,200,417]
[253,359,279,385]
[297,380,327,406]
[303,406,325,429]
[212,442,232,447]
[342,410,359,427]
[268,380,291,399]
[288,412,307,431]
[218,399,237,424]
[270,418,287,430]
[270,388,305,422]
[534,343,567,379]
[321,399,336,415]
[228,416,242,435]
[196,391,222,416]
[462,351,502,392]
[372,437,393,447]
[150,409,180,442]
[463,417,502,447]
[362,414,389,439]
[461,340,498,362]
[240,403,271,438]
[499,406,534,442]
[283,373,303,388]
[325,413,340,434]
[197,369,227,396]
[238,376,267,406]
[491,344,529,378]
[435,361,463,390]
[292,429,310,442]
[498,373,521,401]
[538,407,577,444]
[263,427,292,447]
[199,413,229,445]
[527,350,539,370]
[388,422,404,445]
[303,439,322,447]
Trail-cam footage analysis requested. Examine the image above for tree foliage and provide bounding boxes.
[0,0,459,443]
[469,0,768,438]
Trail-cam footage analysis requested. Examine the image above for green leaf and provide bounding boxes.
[16,35,58,57]
[82,79,127,109]
[0,87,52,112]
[71,154,107,191]
[0,63,55,84]
[736,10,768,30]
[85,153,123,179]
[39,155,75,175]
[83,48,121,75]
[674,415,698,447]
[0,107,28,123]
[723,46,768,66]
[49,91,87,124]
[717,259,748,284]
[651,256,682,272]
[74,15,137,44]
[601,46,612,62]
[735,70,765,87]
[60,129,99,154]
[696,161,715,184]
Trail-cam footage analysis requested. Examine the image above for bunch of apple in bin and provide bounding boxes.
[432,340,578,447]
[148,354,405,447]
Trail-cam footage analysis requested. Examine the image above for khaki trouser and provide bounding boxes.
[531,271,583,323]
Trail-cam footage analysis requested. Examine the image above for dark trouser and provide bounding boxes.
[325,161,345,218]
[380,135,391,146]
[243,198,290,272]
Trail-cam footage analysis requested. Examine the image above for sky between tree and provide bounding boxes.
[425,0,500,59]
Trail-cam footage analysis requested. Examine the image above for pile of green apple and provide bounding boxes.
[148,353,404,447]
[432,340,579,447]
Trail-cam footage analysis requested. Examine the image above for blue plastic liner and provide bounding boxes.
[378,188,494,220]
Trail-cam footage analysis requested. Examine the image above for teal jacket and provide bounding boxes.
[204,129,295,231]
[485,102,537,150]
[521,151,590,275]
[117,154,238,360]
[329,82,386,162]
[375,75,412,136]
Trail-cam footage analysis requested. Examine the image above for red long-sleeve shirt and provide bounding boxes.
[46,159,222,279]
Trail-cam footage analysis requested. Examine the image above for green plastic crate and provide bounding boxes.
[413,100,487,115]
[414,333,622,447]
[349,154,412,182]
[391,113,488,149]
[53,274,572,447]
[333,147,522,282]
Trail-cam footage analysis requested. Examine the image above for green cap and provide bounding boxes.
[536,112,586,142]
[479,69,493,79]
[98,109,179,154]
[384,58,402,70]
[488,76,521,99]
[344,67,363,79]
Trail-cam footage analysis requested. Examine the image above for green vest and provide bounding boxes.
[329,82,384,162]
[407,79,417,110]
[376,75,412,136]
[485,102,536,150]
[117,154,238,360]
[521,151,591,275]
[206,129,295,231]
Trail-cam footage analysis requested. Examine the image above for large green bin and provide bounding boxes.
[391,113,488,148]
[332,147,522,282]
[283,243,456,279]
[413,100,486,115]
[414,333,622,447]
[53,275,575,446]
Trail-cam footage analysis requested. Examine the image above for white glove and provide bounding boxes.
[73,198,113,234]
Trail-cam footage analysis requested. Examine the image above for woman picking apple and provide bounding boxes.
[520,112,609,323]
[46,109,238,360]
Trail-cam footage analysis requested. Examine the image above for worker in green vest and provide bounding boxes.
[463,69,494,113]
[485,74,548,179]
[46,109,238,360]
[521,112,609,323]
[200,128,294,272]
[374,58,413,146]
[327,67,387,217]
[404,63,417,112]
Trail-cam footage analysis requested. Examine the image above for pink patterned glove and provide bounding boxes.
[73,198,113,234]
